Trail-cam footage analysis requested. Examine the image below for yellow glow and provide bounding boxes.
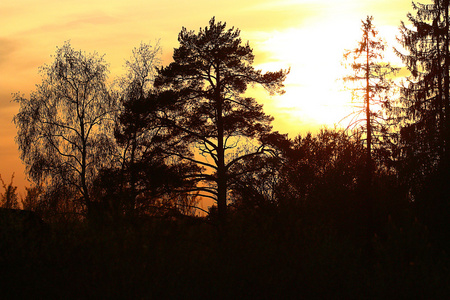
[0,0,414,192]
[250,22,359,133]
[249,13,406,135]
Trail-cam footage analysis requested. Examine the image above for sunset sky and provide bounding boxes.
[1,0,416,193]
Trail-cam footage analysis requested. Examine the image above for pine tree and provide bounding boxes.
[155,17,288,224]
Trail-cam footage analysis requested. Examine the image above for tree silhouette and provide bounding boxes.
[13,41,117,219]
[342,16,398,243]
[228,132,290,210]
[0,174,19,209]
[343,16,398,176]
[397,0,450,248]
[396,0,450,187]
[102,42,200,218]
[155,17,288,224]
[21,185,43,212]
[112,42,161,214]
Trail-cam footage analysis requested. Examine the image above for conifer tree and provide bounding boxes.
[155,17,288,224]
[343,16,398,183]
[397,0,450,246]
[397,1,450,184]
[343,16,398,241]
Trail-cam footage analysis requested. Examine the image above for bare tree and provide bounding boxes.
[13,41,117,219]
[342,16,398,243]
[343,16,398,170]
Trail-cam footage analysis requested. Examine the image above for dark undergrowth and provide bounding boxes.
[0,206,449,300]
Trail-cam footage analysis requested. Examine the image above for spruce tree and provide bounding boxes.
[397,0,450,247]
[397,1,450,183]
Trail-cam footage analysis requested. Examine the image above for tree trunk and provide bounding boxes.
[215,67,227,227]
[365,27,375,247]
[434,21,445,161]
[81,133,92,220]
[443,1,450,165]
[128,130,138,216]
[79,110,92,221]
[365,29,372,173]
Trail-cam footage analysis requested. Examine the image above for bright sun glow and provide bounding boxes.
[0,0,412,193]
[250,15,403,135]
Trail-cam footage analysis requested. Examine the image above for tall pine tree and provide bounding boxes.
[155,18,287,225]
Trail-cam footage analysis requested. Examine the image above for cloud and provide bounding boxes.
[0,38,20,67]
[19,11,119,37]
[236,1,327,30]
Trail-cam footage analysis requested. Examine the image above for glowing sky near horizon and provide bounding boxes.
[0,0,414,193]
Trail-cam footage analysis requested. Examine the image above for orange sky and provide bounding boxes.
[1,0,414,195]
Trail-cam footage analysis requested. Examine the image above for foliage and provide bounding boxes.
[154,17,288,222]
[396,1,450,246]
[13,41,117,218]
[6,13,450,298]
[20,185,43,211]
[396,1,450,187]
[0,174,19,209]
[94,42,200,219]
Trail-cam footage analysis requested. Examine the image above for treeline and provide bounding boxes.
[11,17,289,225]
[2,2,450,298]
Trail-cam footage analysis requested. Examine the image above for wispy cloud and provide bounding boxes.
[0,0,415,192]
[0,38,20,67]
[17,12,120,37]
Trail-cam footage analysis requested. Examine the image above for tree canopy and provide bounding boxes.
[154,17,288,223]
[13,41,117,218]
[7,11,450,299]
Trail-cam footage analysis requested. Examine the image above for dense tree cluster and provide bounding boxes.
[3,3,450,297]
